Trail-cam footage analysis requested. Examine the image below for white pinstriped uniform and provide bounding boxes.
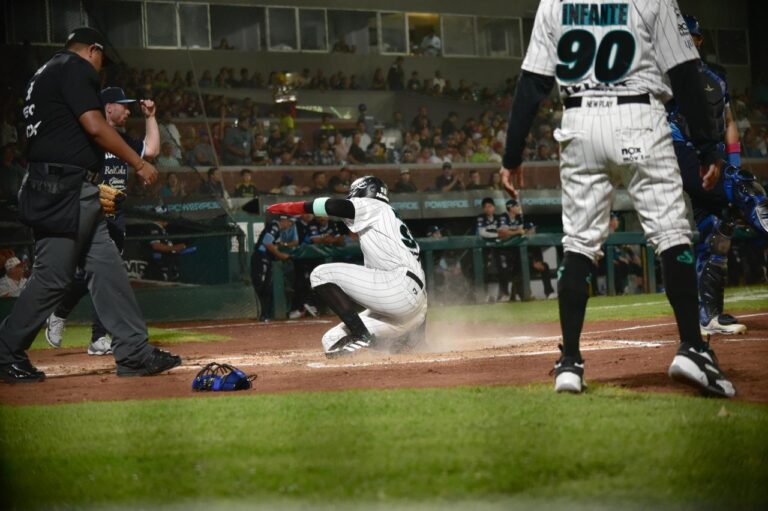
[525,0,700,261]
[310,198,427,352]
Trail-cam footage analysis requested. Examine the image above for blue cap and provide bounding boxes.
[684,15,701,37]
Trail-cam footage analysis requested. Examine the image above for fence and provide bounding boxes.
[269,232,658,319]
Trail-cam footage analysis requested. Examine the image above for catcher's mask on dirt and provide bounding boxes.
[192,363,256,391]
[347,176,389,203]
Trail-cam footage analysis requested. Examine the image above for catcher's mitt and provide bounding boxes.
[98,183,126,215]
[192,362,256,391]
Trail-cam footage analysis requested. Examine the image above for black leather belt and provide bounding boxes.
[564,93,650,109]
[38,162,101,184]
[406,271,424,290]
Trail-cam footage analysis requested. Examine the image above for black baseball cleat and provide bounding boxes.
[0,360,46,384]
[668,342,736,398]
[551,345,586,394]
[325,334,375,359]
[116,348,182,377]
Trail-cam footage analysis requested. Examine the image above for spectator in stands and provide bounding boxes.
[401,148,417,164]
[252,134,270,165]
[457,79,472,100]
[309,69,329,90]
[199,70,213,88]
[441,111,460,139]
[367,142,387,164]
[417,147,440,164]
[309,171,329,195]
[488,172,503,191]
[0,144,24,202]
[295,140,314,165]
[266,124,285,162]
[465,170,486,191]
[157,142,181,167]
[387,111,405,132]
[371,68,387,91]
[271,174,307,196]
[215,38,234,50]
[435,162,464,192]
[434,144,452,164]
[160,172,186,200]
[411,106,432,130]
[407,71,422,91]
[419,28,442,56]
[431,70,446,94]
[349,74,361,90]
[234,169,258,198]
[191,132,215,166]
[222,114,253,165]
[353,121,372,150]
[318,113,336,141]
[346,133,368,164]
[332,135,349,163]
[235,68,250,88]
[443,79,456,97]
[534,143,557,161]
[250,71,264,88]
[332,35,353,53]
[328,166,352,194]
[387,57,405,90]
[314,138,336,166]
[159,110,182,160]
[393,168,418,193]
[199,167,226,198]
[0,256,27,298]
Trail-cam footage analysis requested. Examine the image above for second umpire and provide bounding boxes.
[0,27,181,382]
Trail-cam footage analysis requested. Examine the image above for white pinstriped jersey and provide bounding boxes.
[523,0,699,99]
[345,198,423,276]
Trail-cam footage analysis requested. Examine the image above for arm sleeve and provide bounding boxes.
[653,0,700,73]
[62,58,102,118]
[502,72,555,169]
[667,60,723,165]
[302,198,356,219]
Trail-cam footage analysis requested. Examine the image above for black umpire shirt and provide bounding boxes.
[23,51,103,170]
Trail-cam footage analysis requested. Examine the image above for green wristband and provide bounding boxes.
[312,197,329,217]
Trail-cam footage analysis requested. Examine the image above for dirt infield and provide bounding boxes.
[1,314,767,406]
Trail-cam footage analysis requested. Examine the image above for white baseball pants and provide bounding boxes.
[310,263,427,353]
[555,97,692,262]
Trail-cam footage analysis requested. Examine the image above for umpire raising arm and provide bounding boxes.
[0,27,181,383]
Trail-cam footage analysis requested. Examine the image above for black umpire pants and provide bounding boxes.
[0,182,154,366]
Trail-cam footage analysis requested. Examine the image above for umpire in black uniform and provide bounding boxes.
[0,27,181,382]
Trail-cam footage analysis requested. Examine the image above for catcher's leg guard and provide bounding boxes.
[695,215,744,334]
[723,165,768,237]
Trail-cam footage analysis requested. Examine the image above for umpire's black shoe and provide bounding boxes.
[325,334,375,359]
[0,360,46,384]
[116,348,182,377]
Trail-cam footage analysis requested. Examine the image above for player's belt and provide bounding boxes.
[406,271,424,290]
[564,93,650,109]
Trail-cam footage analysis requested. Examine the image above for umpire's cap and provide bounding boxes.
[66,27,107,49]
[101,87,136,105]
[684,15,702,37]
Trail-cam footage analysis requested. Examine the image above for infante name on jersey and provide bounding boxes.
[561,3,628,26]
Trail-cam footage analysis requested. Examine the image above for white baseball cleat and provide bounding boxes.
[45,314,66,348]
[288,310,303,319]
[303,303,319,317]
[552,347,586,394]
[700,316,747,336]
[87,336,112,356]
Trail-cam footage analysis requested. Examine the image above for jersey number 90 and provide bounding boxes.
[556,30,636,83]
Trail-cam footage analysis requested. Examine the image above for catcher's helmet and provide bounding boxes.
[347,175,389,203]
[684,15,701,37]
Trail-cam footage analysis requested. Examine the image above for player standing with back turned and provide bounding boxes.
[499,0,735,397]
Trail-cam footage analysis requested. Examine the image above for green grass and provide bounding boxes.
[429,285,768,324]
[28,326,228,351]
[1,385,766,510]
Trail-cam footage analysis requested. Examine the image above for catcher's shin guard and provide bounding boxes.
[723,165,768,237]
[695,215,732,325]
